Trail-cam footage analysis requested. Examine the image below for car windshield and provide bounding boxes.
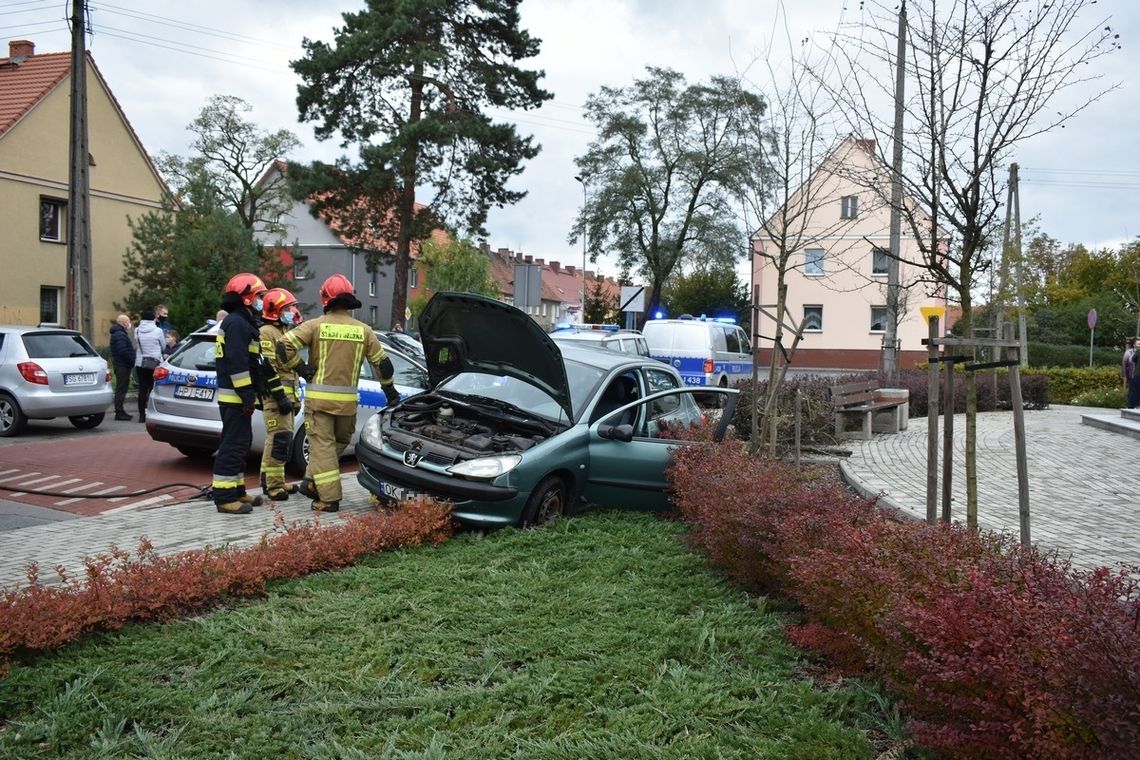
[22,332,98,359]
[168,335,217,371]
[437,359,605,423]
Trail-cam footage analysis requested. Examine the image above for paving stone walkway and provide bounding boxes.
[840,404,1138,571]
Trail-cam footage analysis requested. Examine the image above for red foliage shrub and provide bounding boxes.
[668,441,1140,759]
[0,500,452,676]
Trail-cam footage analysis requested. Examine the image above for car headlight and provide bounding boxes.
[447,454,522,481]
[361,413,383,448]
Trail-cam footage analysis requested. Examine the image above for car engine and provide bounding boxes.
[386,394,549,461]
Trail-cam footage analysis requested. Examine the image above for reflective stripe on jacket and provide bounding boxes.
[280,310,390,415]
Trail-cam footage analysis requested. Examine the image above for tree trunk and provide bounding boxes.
[391,68,423,329]
[760,281,788,456]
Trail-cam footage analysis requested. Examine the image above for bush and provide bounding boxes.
[1028,342,1120,368]
[728,375,843,449]
[668,443,1140,758]
[1023,366,1119,405]
[0,500,453,675]
[1071,385,1127,408]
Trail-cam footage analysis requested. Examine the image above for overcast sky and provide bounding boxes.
[5,0,1138,282]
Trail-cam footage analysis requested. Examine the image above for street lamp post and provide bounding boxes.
[574,175,587,322]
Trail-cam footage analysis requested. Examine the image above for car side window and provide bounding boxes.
[622,390,705,441]
[710,326,727,352]
[389,352,429,389]
[644,367,679,394]
[736,328,751,354]
[723,326,740,353]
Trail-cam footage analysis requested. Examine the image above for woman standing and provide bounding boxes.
[134,309,165,423]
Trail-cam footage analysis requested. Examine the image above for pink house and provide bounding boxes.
[751,136,947,370]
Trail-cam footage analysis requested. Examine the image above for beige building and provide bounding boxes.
[751,136,947,370]
[0,40,166,339]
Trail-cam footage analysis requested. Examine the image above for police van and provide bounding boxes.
[642,316,752,388]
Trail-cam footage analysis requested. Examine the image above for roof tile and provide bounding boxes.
[0,50,70,138]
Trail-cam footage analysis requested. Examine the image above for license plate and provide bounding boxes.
[64,373,96,386]
[174,385,215,401]
[379,480,420,502]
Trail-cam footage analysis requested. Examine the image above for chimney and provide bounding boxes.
[550,261,560,274]
[498,247,510,257]
[8,40,34,63]
[565,265,575,276]
[535,258,545,266]
[480,242,491,253]
[523,255,533,264]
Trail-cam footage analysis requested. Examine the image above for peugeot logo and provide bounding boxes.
[403,450,421,467]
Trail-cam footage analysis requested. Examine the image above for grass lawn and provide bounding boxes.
[0,512,902,758]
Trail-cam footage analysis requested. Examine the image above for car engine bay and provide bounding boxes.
[385,393,556,459]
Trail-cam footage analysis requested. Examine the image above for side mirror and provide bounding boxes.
[598,423,634,442]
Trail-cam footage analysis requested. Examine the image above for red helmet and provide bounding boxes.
[225,273,268,307]
[319,273,355,309]
[261,287,297,322]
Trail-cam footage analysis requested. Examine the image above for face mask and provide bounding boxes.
[252,297,264,312]
[281,310,295,326]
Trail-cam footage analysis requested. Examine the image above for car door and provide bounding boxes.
[582,386,738,511]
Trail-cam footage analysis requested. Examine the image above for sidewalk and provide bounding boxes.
[839,404,1137,571]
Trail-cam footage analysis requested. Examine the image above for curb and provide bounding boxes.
[838,458,922,524]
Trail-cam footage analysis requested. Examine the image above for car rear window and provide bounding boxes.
[168,335,218,371]
[22,332,98,359]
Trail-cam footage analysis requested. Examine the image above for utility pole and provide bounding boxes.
[884,0,907,377]
[574,175,588,322]
[67,0,93,340]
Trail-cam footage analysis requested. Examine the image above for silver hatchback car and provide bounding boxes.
[0,325,113,436]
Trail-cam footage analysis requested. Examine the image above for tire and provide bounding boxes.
[286,427,308,477]
[0,392,26,437]
[68,412,105,429]
[175,445,214,460]
[519,474,567,528]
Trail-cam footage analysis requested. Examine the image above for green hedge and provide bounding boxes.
[1022,366,1120,405]
[1027,342,1121,368]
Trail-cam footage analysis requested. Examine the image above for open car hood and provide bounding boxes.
[418,292,573,420]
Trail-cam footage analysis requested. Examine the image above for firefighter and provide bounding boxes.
[258,287,304,500]
[213,273,294,515]
[278,273,400,512]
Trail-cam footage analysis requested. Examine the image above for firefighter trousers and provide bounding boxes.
[213,405,252,505]
[260,405,295,492]
[304,409,355,502]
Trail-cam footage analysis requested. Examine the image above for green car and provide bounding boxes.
[355,292,738,528]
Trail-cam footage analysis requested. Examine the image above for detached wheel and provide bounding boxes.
[520,474,567,528]
[286,426,309,477]
[0,393,26,437]
[68,412,105,429]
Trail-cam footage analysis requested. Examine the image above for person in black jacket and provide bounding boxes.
[109,314,136,421]
[212,273,294,514]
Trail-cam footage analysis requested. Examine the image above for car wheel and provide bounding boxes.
[68,412,105,429]
[286,427,309,477]
[520,474,567,528]
[0,392,27,437]
[175,445,214,460]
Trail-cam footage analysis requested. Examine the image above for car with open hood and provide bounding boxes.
[355,292,738,528]
[144,324,428,473]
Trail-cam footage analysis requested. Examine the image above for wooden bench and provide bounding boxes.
[831,380,909,441]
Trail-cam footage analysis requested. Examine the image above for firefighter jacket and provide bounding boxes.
[279,310,392,416]
[216,309,285,408]
[259,322,299,401]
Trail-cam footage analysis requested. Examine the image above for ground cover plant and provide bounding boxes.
[0,513,908,758]
[669,442,1140,759]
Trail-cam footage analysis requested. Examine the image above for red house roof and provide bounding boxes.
[0,41,70,138]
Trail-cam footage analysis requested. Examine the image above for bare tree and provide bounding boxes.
[829,0,1119,517]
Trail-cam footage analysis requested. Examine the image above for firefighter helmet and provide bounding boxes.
[224,273,268,307]
[319,273,355,309]
[287,305,303,325]
[261,287,297,322]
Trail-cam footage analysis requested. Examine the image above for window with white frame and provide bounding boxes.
[872,247,889,275]
[40,286,62,324]
[805,248,825,276]
[368,279,376,297]
[841,195,859,219]
[803,305,823,332]
[293,255,310,280]
[408,266,418,289]
[369,305,378,326]
[870,306,888,332]
[39,198,65,242]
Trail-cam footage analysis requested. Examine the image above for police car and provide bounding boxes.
[549,323,651,357]
[641,315,752,388]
